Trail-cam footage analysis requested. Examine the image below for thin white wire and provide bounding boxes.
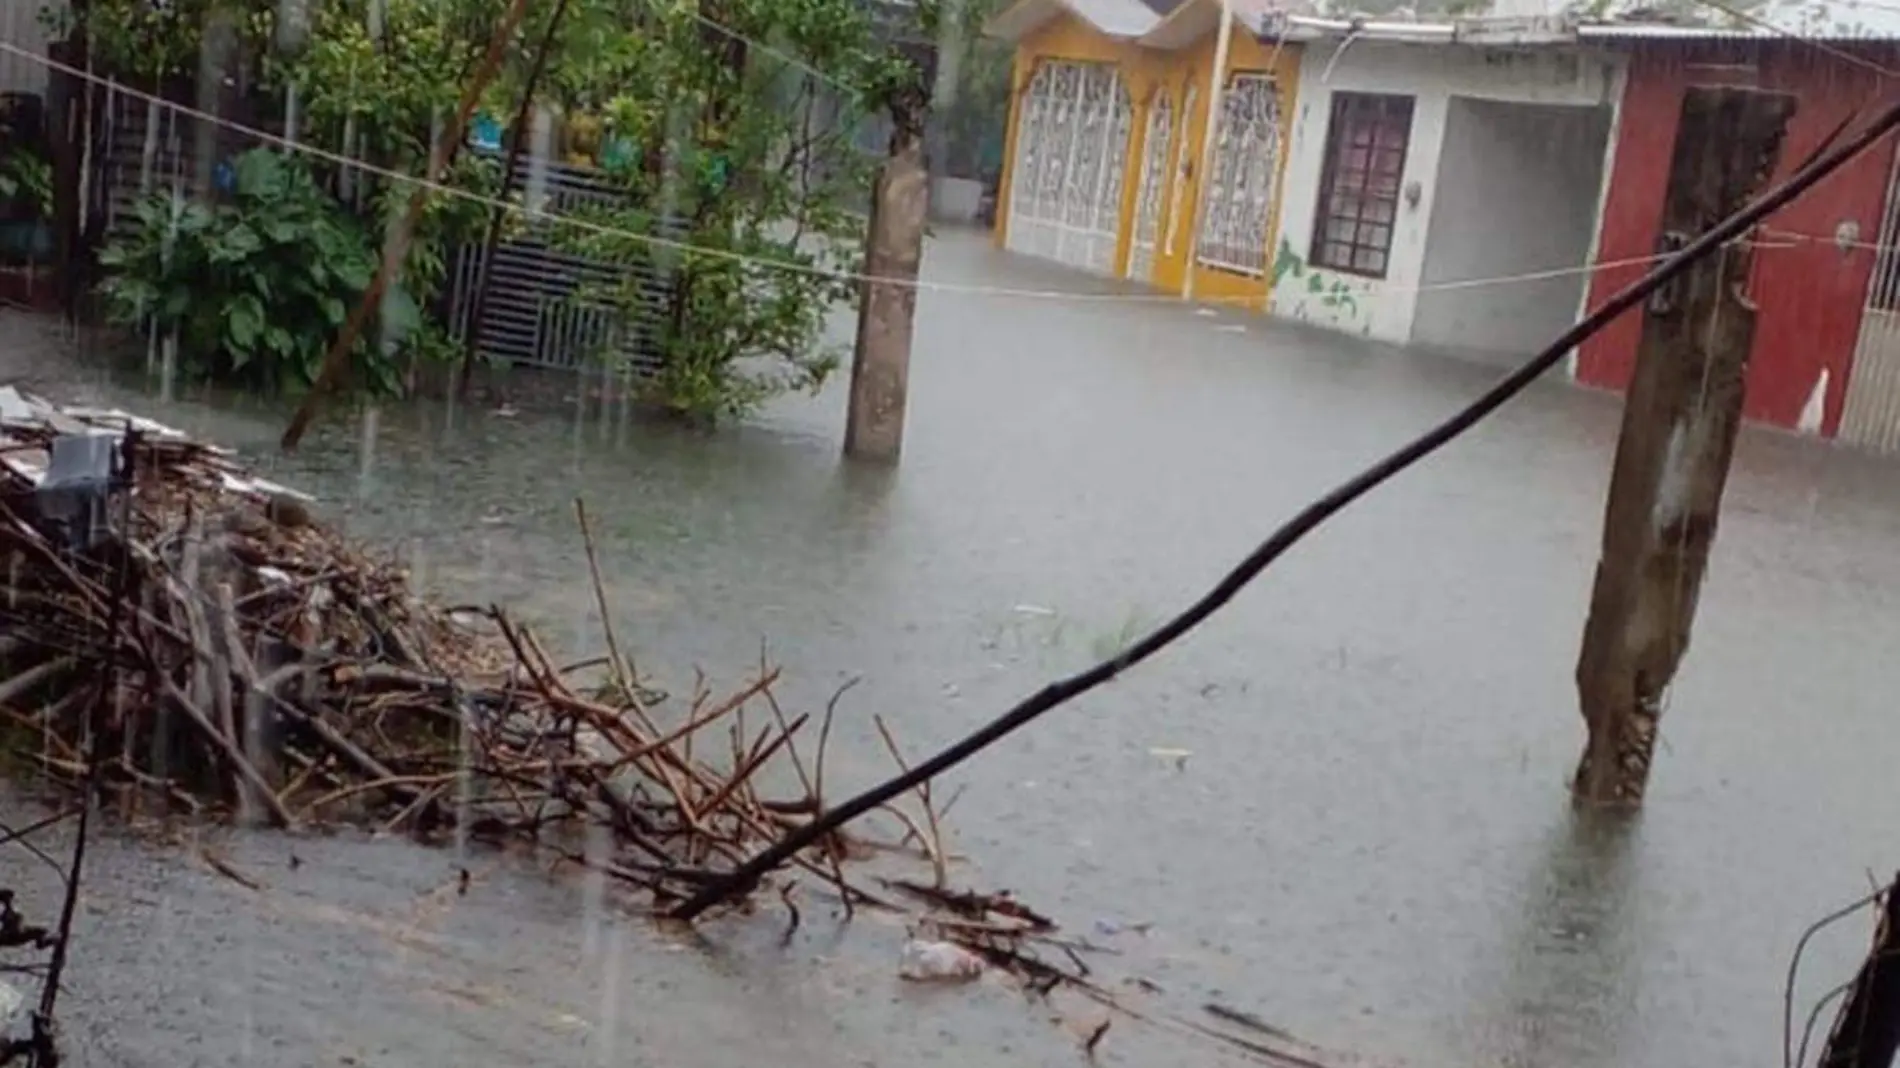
[0,37,1877,310]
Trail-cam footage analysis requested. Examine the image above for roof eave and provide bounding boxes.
[983,0,1163,42]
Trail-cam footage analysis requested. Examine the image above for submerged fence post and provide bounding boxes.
[1572,87,1795,806]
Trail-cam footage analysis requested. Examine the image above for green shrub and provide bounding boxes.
[0,151,53,220]
[95,149,427,395]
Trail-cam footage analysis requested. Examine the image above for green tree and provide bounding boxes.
[67,0,960,418]
[549,0,926,423]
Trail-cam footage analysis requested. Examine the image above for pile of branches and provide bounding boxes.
[0,389,919,911]
[0,390,1351,1066]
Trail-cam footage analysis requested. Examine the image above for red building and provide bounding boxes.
[1576,30,1900,448]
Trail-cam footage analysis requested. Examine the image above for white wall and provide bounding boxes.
[0,1,53,98]
[930,176,987,222]
[1268,41,1625,345]
[1410,98,1611,361]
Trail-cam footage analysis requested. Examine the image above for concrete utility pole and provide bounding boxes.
[1573,87,1795,806]
[844,34,936,462]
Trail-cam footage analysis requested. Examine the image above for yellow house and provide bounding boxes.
[984,0,1303,311]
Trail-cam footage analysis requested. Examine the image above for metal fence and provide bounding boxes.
[442,154,674,376]
[85,93,674,379]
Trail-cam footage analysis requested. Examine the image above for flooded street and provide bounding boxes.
[6,228,1900,1067]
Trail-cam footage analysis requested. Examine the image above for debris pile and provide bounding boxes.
[0,386,892,908]
[0,387,1349,1066]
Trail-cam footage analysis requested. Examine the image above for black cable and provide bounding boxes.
[671,94,1900,921]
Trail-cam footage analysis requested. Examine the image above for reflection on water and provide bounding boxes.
[3,231,1900,1067]
[1478,809,1646,1068]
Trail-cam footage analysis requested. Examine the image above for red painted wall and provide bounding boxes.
[1576,42,1898,436]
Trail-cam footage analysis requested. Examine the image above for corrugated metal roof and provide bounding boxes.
[982,0,1161,40]
[1573,21,1897,40]
[987,0,1900,48]
[1576,23,1762,37]
[1280,11,1900,44]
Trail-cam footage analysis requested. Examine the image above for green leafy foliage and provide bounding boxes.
[264,0,508,312]
[65,0,958,421]
[265,0,513,169]
[0,150,54,221]
[93,150,430,394]
[365,152,503,306]
[40,0,274,84]
[549,0,914,423]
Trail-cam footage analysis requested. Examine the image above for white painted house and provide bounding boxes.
[1266,21,1627,361]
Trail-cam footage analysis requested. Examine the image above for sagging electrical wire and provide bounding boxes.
[668,87,1900,921]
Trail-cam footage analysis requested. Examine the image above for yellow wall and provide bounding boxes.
[994,15,1302,312]
[994,14,1165,267]
[1150,34,1301,308]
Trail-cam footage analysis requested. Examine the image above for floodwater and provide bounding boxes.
[5,229,1900,1067]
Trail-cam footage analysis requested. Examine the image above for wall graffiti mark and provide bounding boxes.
[1270,236,1304,292]
[1271,237,1361,320]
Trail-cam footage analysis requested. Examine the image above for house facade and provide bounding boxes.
[1574,30,1900,446]
[987,8,1900,453]
[987,0,1304,308]
[1268,26,1626,362]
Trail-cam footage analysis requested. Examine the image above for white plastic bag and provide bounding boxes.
[898,939,985,983]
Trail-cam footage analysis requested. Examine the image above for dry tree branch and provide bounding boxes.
[872,714,946,887]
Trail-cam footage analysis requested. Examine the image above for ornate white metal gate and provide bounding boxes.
[1195,73,1283,277]
[1841,146,1900,451]
[1006,60,1134,275]
[1127,90,1174,283]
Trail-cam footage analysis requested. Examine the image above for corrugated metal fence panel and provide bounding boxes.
[0,6,54,99]
[443,154,675,376]
[97,93,190,239]
[85,101,674,378]
[1841,145,1900,453]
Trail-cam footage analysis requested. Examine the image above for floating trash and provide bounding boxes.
[898,939,985,983]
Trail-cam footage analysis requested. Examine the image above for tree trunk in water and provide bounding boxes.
[844,65,930,462]
[1572,88,1795,806]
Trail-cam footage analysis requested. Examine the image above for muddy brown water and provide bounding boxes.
[4,229,1900,1067]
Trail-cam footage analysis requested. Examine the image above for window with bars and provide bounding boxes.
[1194,73,1283,276]
[1310,92,1414,279]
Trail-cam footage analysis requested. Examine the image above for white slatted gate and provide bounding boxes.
[1841,145,1900,452]
[1005,60,1133,276]
[1127,89,1174,284]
